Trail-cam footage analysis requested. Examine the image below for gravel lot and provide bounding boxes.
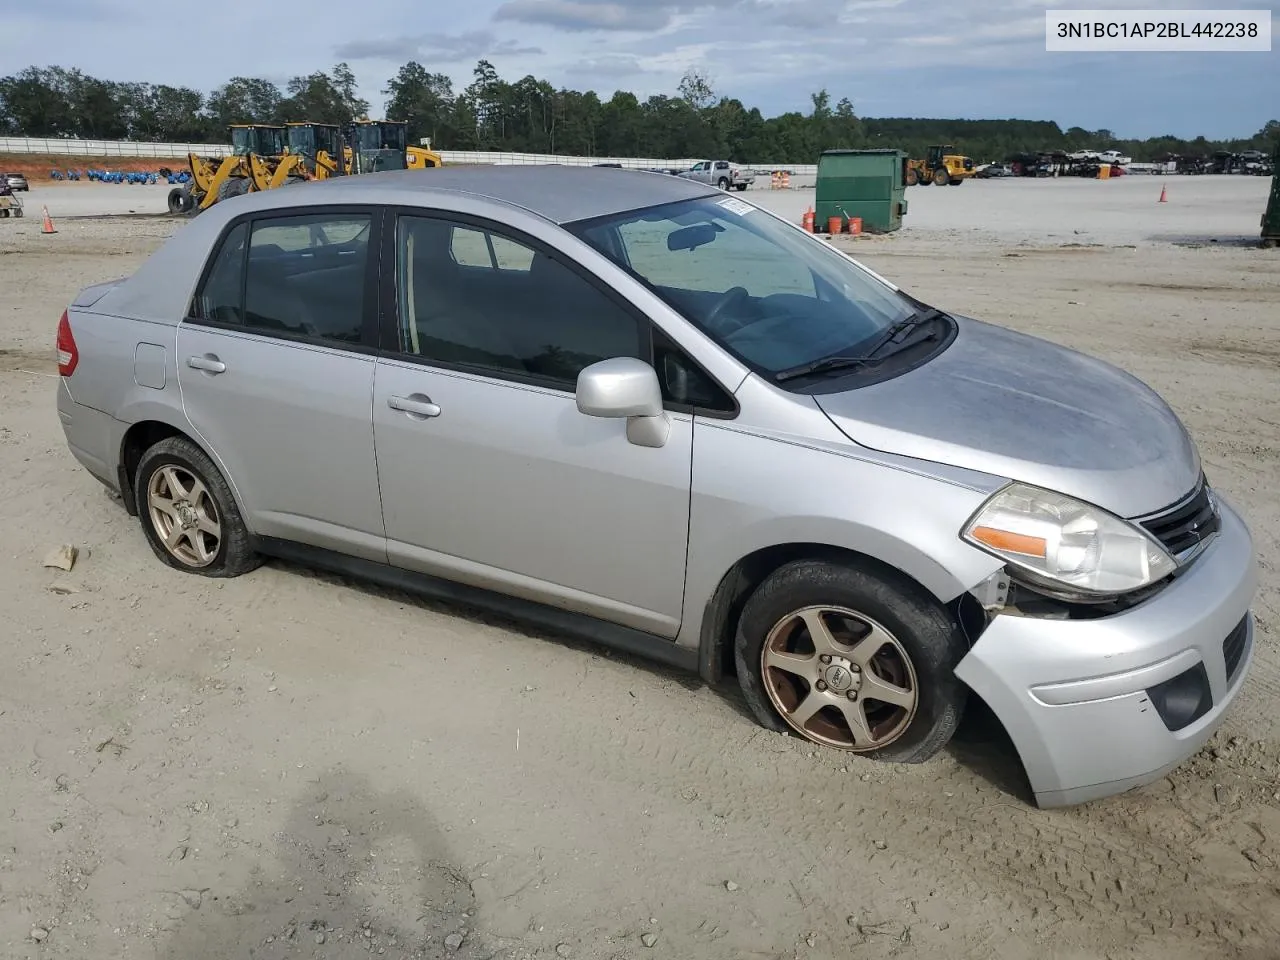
[2,176,1279,960]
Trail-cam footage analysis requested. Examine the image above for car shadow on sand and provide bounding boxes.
[262,558,1031,803]
[152,767,499,960]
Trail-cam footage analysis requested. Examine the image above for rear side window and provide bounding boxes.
[190,222,247,323]
[245,214,371,343]
[189,213,372,346]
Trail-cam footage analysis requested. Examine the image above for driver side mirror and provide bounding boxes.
[575,357,671,449]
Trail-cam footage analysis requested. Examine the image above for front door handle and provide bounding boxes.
[388,394,441,419]
[187,355,226,374]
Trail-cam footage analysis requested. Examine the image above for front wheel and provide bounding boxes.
[933,168,950,186]
[717,177,730,190]
[134,436,261,577]
[734,559,968,763]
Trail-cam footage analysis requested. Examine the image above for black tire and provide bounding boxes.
[134,436,261,578]
[216,177,250,203]
[717,177,730,190]
[167,187,185,214]
[734,558,968,764]
[905,168,919,186]
[948,177,964,186]
[735,183,748,191]
[933,168,950,186]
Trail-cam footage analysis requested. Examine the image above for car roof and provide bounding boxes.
[84,165,724,327]
[240,164,721,225]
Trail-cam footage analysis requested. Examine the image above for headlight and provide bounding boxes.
[962,483,1176,600]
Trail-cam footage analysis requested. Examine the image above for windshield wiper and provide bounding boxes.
[773,309,944,383]
[774,354,878,382]
[860,308,943,359]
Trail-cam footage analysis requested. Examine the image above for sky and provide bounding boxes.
[6,0,1278,141]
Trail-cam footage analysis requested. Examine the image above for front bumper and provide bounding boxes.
[954,496,1258,808]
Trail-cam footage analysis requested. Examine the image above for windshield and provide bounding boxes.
[287,125,315,157]
[568,196,917,375]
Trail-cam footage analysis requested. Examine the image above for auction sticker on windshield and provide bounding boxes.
[716,197,755,216]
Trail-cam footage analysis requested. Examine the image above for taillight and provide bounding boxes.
[56,310,78,377]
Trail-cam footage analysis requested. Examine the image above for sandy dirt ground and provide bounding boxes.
[2,177,1279,960]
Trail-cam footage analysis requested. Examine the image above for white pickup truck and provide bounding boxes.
[677,160,755,191]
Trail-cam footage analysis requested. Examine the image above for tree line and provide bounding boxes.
[1,60,1276,165]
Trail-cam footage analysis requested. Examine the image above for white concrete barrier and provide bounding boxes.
[0,136,818,178]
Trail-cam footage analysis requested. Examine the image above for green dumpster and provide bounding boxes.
[814,149,909,234]
[1262,141,1280,249]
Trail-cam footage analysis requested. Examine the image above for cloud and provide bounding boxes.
[561,52,662,76]
[493,0,750,32]
[494,0,672,31]
[335,29,541,62]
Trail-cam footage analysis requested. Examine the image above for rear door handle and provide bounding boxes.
[187,355,226,374]
[388,394,441,419]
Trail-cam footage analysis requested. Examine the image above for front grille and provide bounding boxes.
[1140,478,1220,558]
[1223,615,1249,682]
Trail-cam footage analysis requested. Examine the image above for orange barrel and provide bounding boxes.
[827,215,843,234]
[848,217,862,236]
[802,208,815,232]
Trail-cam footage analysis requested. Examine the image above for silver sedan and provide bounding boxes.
[55,166,1257,808]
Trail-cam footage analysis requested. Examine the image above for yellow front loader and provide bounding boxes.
[905,144,976,186]
[345,120,443,172]
[169,124,292,214]
[168,120,445,215]
[285,122,346,179]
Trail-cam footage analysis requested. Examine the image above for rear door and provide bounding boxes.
[176,207,387,561]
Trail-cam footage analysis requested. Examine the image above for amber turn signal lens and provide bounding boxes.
[970,526,1047,558]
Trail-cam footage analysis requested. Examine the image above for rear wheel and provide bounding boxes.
[735,183,748,191]
[134,436,261,578]
[933,168,950,186]
[905,168,919,186]
[734,559,969,763]
[948,177,964,186]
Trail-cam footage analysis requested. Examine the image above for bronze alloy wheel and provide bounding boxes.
[760,605,918,750]
[146,465,222,568]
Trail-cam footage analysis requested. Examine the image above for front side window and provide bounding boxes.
[569,196,919,377]
[189,213,371,345]
[395,215,643,387]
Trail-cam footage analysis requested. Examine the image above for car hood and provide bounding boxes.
[813,316,1201,519]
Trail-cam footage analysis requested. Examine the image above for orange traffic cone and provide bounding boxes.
[40,205,56,234]
[1158,183,1167,203]
[802,206,815,232]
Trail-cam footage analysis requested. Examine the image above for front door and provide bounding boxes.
[177,208,386,561]
[371,212,693,637]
